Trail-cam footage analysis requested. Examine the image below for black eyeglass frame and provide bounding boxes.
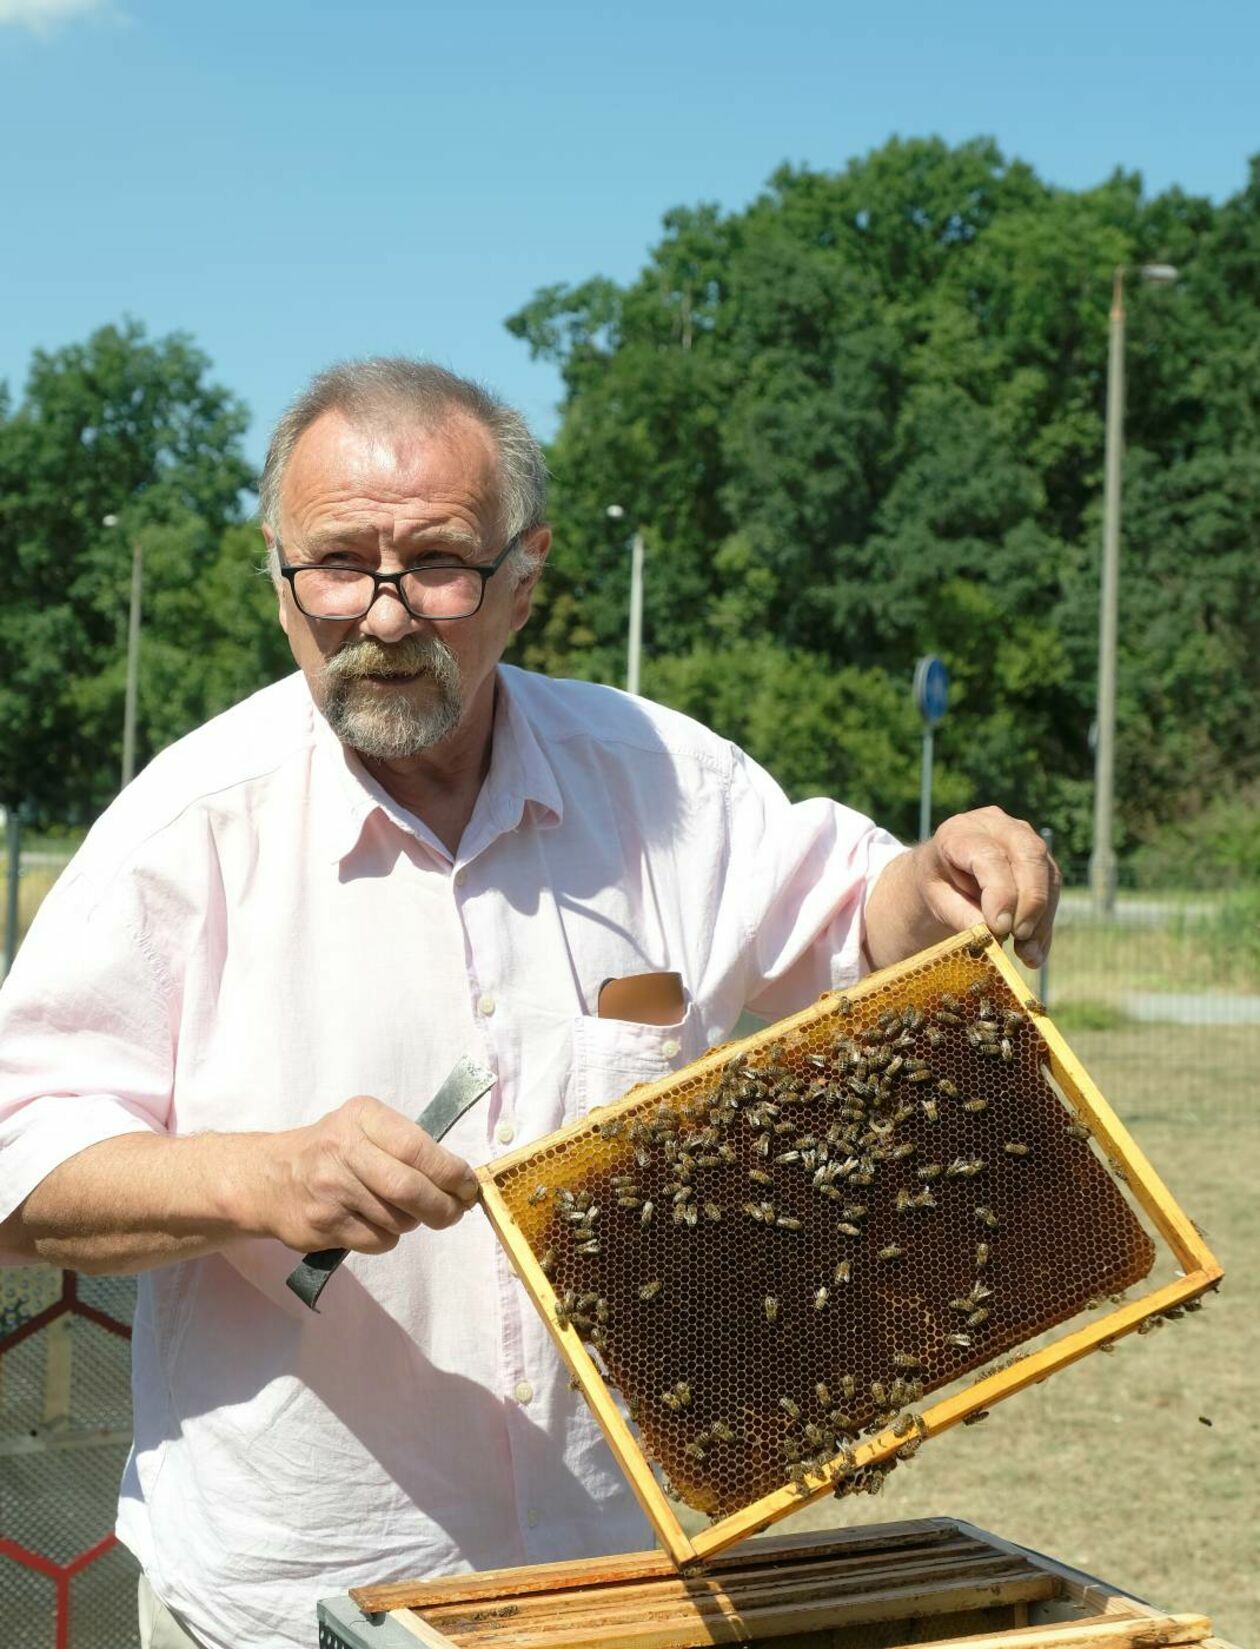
[275,536,521,622]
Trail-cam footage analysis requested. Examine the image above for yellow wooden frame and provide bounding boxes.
[478,926,1224,1570]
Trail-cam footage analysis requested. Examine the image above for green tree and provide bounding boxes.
[0,320,283,824]
[507,138,1260,862]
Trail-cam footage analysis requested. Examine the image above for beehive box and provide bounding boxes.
[318,1517,1236,1649]
[478,926,1222,1568]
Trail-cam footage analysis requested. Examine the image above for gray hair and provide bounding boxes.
[258,358,549,583]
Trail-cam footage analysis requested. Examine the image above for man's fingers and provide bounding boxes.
[938,831,1019,939]
[347,1136,471,1232]
[354,1099,480,1203]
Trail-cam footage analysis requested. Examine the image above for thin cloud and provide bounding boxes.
[0,0,113,32]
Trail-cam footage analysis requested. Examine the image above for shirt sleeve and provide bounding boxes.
[0,858,175,1243]
[722,747,909,1022]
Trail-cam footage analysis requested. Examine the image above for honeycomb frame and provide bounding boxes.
[478,925,1223,1569]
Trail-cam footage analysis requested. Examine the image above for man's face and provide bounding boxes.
[268,409,548,762]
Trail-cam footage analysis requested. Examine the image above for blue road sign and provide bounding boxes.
[914,655,949,725]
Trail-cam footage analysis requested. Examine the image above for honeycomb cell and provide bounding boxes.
[491,943,1155,1522]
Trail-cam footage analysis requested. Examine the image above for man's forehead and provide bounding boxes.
[282,407,503,521]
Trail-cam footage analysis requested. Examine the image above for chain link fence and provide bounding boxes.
[0,1270,138,1648]
[2,869,1256,1646]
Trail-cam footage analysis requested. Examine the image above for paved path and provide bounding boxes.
[1121,991,1260,1026]
[1057,892,1220,925]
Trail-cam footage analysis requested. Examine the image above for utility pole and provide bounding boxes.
[3,806,19,981]
[105,513,144,790]
[121,536,143,788]
[606,506,645,696]
[1089,263,1178,917]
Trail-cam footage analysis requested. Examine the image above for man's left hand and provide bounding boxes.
[865,806,1061,972]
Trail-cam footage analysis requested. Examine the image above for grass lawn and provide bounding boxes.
[699,1024,1260,1646]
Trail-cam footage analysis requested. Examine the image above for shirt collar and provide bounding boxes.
[309,665,563,867]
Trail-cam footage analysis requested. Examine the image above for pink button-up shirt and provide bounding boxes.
[0,667,905,1649]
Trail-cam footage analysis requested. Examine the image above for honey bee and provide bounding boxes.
[834,1259,853,1284]
[813,1286,830,1310]
[1024,996,1047,1015]
[917,1163,944,1181]
[870,1380,888,1406]
[576,1240,601,1255]
[1003,1142,1030,1157]
[936,1077,958,1098]
[528,1184,550,1205]
[540,1248,556,1276]
[816,1381,832,1407]
[779,1395,801,1420]
[674,1381,692,1406]
[640,1201,654,1226]
[925,1024,945,1047]
[962,1097,988,1114]
[617,1195,643,1208]
[703,1202,723,1222]
[554,1305,572,1331]
[945,1331,972,1349]
[683,1440,707,1462]
[897,1435,923,1460]
[893,1352,923,1370]
[711,1419,736,1442]
[920,1098,940,1124]
[837,1222,863,1238]
[776,1215,803,1231]
[1098,1338,1117,1355]
[748,1168,773,1186]
[840,1373,857,1400]
[1066,1122,1091,1141]
[963,1410,990,1427]
[966,1307,990,1328]
[975,1241,991,1267]
[878,1244,905,1261]
[764,1296,780,1323]
[974,1206,999,1228]
[638,1279,663,1301]
[842,1203,867,1220]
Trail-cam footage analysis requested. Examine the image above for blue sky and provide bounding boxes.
[3,0,1258,472]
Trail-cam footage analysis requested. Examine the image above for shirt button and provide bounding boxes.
[495,1120,516,1145]
[514,1380,534,1404]
[478,994,496,1016]
[454,868,467,887]
[662,1038,681,1058]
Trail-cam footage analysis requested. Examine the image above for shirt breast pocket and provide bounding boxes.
[570,999,704,1117]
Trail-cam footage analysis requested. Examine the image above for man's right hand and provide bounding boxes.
[254,1094,481,1255]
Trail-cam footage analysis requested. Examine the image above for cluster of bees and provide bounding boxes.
[520,968,1151,1518]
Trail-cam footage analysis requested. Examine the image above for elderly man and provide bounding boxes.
[0,360,1058,1649]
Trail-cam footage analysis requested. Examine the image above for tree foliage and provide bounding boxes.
[0,321,288,822]
[507,138,1260,860]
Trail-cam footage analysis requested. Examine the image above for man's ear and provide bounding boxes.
[510,526,552,633]
[263,529,290,635]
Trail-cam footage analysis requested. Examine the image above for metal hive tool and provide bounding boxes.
[478,926,1224,1569]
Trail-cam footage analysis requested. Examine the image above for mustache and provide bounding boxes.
[321,634,456,683]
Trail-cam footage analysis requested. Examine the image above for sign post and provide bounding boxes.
[913,655,949,842]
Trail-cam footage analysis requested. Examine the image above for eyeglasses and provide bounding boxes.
[276,537,520,622]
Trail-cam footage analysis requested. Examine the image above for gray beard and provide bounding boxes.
[318,635,464,760]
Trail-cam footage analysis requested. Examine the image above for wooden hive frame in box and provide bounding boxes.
[321,1517,1236,1649]
[478,925,1223,1571]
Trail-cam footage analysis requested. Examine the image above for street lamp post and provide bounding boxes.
[1089,263,1178,917]
[104,514,144,789]
[606,505,644,696]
